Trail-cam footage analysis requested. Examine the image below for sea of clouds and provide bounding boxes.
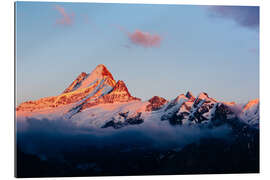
[16,117,233,160]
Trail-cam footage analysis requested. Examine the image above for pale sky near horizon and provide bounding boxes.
[16,2,259,105]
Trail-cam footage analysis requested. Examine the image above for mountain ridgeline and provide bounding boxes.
[16,64,259,177]
[16,64,259,130]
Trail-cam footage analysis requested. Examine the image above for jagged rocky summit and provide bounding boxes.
[16,64,259,130]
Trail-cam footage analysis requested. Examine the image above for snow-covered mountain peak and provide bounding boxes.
[62,64,116,94]
[91,64,115,81]
[243,98,259,111]
[195,92,217,103]
[197,92,209,99]
[174,94,188,102]
[16,65,259,130]
[240,99,259,128]
[75,64,116,91]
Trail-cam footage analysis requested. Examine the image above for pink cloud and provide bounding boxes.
[128,30,161,48]
[54,5,74,26]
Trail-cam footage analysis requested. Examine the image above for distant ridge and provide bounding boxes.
[16,64,259,129]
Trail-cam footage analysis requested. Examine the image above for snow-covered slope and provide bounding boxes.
[239,99,259,128]
[16,65,117,112]
[16,64,259,130]
[16,64,139,119]
[63,64,116,93]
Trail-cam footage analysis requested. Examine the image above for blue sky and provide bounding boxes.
[16,2,259,105]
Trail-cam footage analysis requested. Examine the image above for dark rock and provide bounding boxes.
[146,96,168,112]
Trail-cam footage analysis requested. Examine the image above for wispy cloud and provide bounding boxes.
[113,25,162,48]
[208,6,259,30]
[128,30,162,48]
[54,5,74,26]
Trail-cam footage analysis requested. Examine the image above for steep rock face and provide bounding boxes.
[16,64,117,112]
[185,91,195,101]
[187,92,218,124]
[164,94,189,112]
[79,64,116,89]
[63,64,116,94]
[146,96,168,112]
[211,103,236,126]
[62,72,88,94]
[160,94,259,128]
[161,92,235,126]
[81,80,141,111]
[161,94,189,125]
[102,112,143,129]
[97,80,140,103]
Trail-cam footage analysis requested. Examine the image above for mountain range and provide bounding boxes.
[16,64,259,129]
[16,64,260,177]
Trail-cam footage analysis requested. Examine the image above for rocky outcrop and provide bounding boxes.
[81,80,141,111]
[185,91,195,101]
[146,96,168,112]
[161,92,237,127]
[96,80,140,103]
[102,112,143,129]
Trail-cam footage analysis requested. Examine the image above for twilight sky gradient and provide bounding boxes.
[15,2,259,105]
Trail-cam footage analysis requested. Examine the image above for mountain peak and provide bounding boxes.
[192,92,217,106]
[243,98,259,111]
[96,64,106,68]
[146,96,168,111]
[91,64,114,81]
[114,80,130,95]
[85,80,140,105]
[198,92,209,99]
[240,98,259,128]
[79,72,87,77]
[65,64,116,94]
[148,96,167,104]
[175,94,188,101]
[196,92,217,102]
[116,80,125,84]
[108,80,141,102]
[185,91,195,101]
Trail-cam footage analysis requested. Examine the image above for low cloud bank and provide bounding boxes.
[17,117,232,159]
